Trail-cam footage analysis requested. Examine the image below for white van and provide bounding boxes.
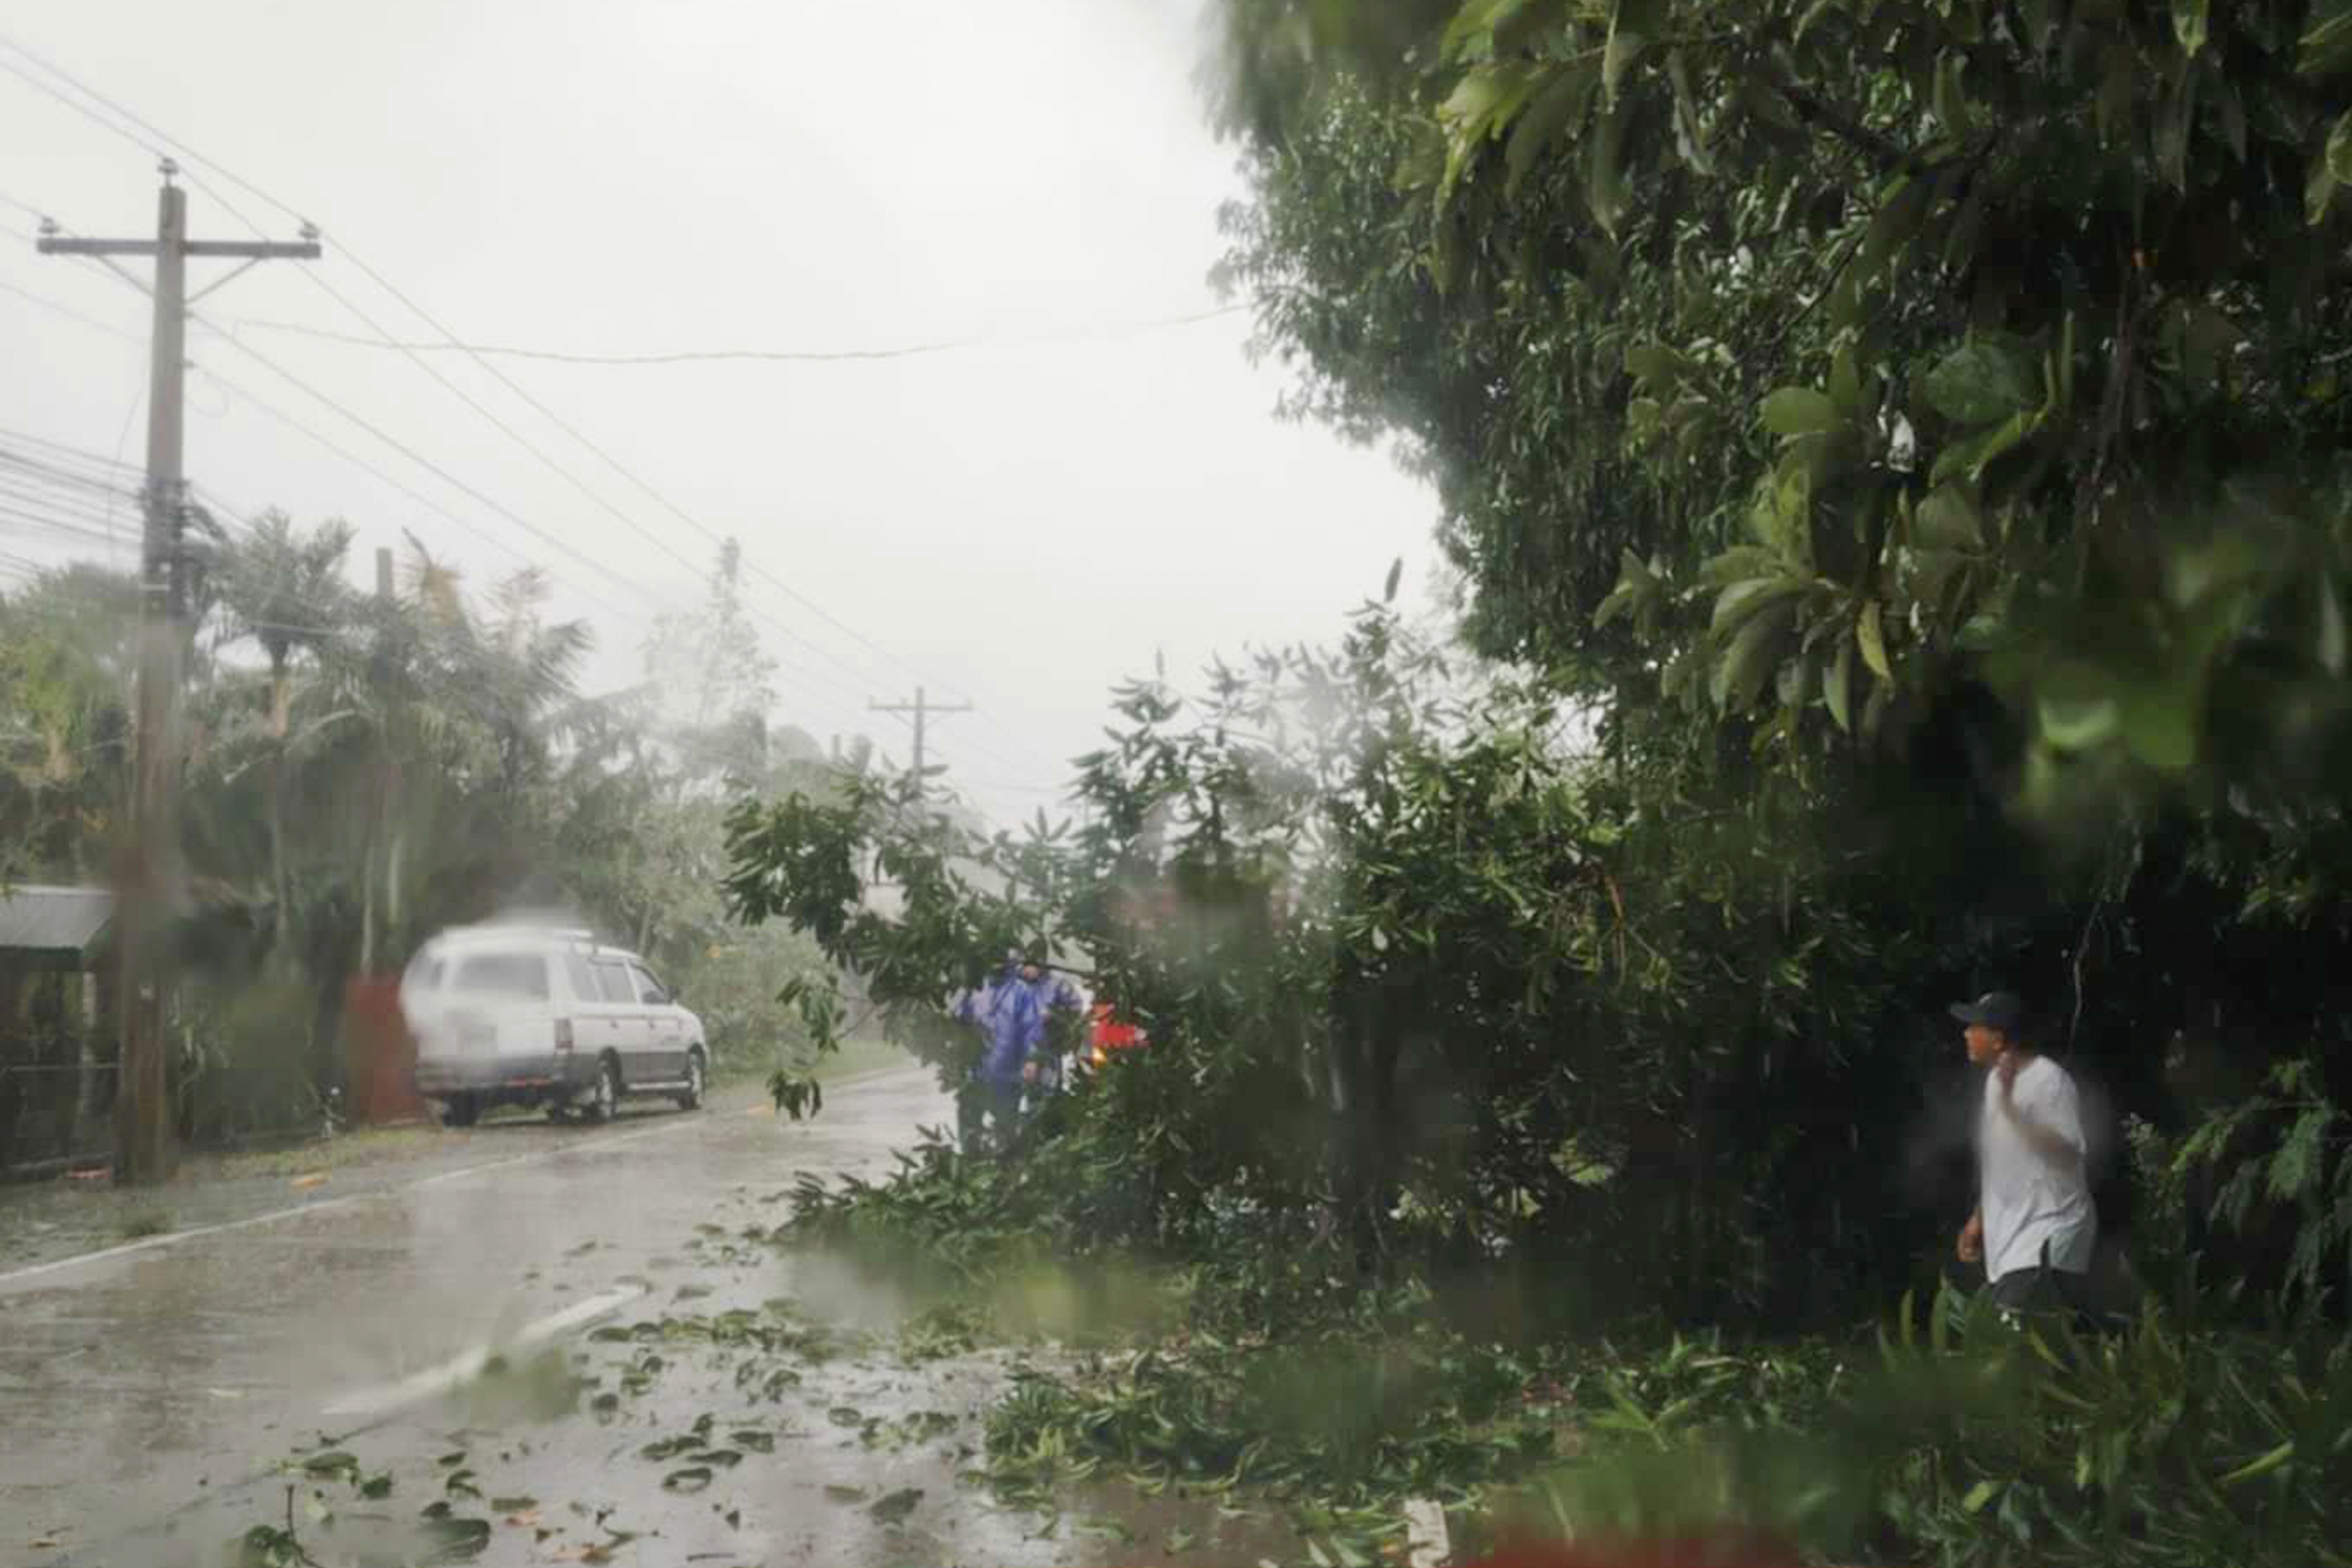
[400,925,709,1127]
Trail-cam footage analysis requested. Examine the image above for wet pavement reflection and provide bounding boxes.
[1,1070,1300,1567]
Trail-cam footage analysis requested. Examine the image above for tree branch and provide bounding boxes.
[1774,79,1921,172]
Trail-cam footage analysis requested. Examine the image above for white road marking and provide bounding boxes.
[320,1285,643,1418]
[0,1113,707,1292]
[0,1195,363,1291]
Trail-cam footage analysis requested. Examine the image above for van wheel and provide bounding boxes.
[675,1049,706,1111]
[441,1093,479,1129]
[584,1057,621,1124]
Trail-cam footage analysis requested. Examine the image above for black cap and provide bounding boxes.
[1949,990,2026,1034]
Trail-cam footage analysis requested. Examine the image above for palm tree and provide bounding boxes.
[210,511,359,959]
[348,541,592,972]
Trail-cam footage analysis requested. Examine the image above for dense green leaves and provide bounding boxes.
[1,531,840,1131]
[1215,0,2352,812]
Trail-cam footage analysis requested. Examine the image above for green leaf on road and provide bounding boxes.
[417,1516,492,1564]
[868,1487,925,1526]
[661,1465,715,1494]
[300,1450,360,1482]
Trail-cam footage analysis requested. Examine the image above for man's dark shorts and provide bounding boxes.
[1987,1265,2096,1316]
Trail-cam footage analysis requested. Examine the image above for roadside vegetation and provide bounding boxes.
[717,4,2352,1563]
[1,528,849,1164]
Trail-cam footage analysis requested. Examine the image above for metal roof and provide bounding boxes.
[0,885,116,956]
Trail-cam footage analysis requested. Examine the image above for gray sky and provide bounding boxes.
[0,0,1437,827]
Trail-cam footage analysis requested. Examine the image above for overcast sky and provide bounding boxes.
[0,0,1438,827]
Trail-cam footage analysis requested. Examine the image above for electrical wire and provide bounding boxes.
[177,350,656,625]
[0,274,145,347]
[182,333,899,741]
[0,43,164,163]
[8,83,981,735]
[0,37,1081,786]
[0,502,136,548]
[0,43,1080,810]
[0,187,59,223]
[0,425,141,473]
[232,303,1250,366]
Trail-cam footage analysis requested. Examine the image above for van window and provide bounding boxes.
[450,952,549,1000]
[591,959,634,1005]
[628,963,669,1006]
[563,952,597,1002]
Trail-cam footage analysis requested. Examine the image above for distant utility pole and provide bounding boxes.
[868,685,973,798]
[38,162,321,1185]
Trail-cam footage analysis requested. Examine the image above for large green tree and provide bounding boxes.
[1204,0,2352,1312]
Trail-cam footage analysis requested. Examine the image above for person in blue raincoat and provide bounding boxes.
[953,952,1045,1155]
[1019,954,1086,1104]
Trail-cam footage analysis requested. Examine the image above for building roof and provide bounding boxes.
[0,885,116,958]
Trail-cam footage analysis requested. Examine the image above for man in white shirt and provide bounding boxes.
[1950,990,2098,1312]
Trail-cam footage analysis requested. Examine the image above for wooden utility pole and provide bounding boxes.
[37,163,321,1184]
[868,686,973,798]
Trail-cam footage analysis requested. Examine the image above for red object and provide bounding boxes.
[342,977,426,1124]
[1089,1002,1145,1064]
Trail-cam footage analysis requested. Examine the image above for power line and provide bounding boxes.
[0,275,149,346]
[0,423,142,473]
[0,188,58,223]
[0,49,1042,802]
[0,450,142,504]
[0,481,138,535]
[7,274,698,677]
[0,41,164,162]
[183,334,893,736]
[0,37,1075,785]
[177,185,971,742]
[230,303,1250,366]
[1,60,959,727]
[7,267,881,748]
[252,243,1029,748]
[276,271,1072,786]
[0,501,137,549]
[183,326,681,618]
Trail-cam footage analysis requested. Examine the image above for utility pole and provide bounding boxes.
[868,685,973,798]
[38,163,321,1184]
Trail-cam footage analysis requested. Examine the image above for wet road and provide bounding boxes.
[0,1067,1290,1568]
[4,1072,1289,1568]
[2,1069,950,1564]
